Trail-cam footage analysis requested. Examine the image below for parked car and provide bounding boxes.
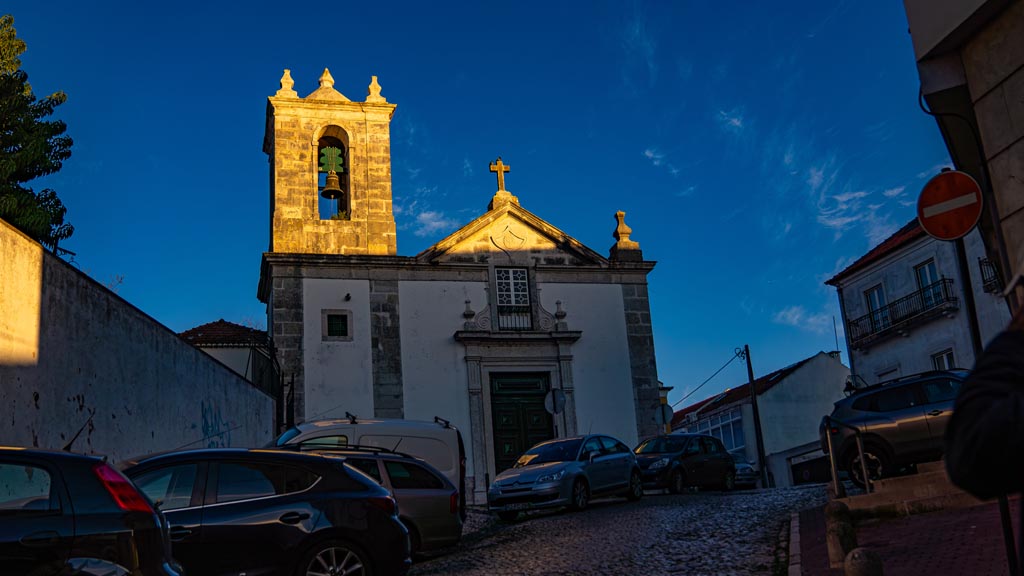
[124,448,410,576]
[487,435,643,521]
[0,447,183,576]
[633,433,736,492]
[294,446,463,554]
[820,369,967,487]
[732,453,759,489]
[272,414,467,519]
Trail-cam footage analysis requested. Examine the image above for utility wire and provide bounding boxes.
[672,351,743,409]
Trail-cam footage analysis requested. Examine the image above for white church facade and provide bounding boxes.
[257,69,662,501]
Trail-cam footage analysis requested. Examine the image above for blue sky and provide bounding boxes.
[8,1,950,407]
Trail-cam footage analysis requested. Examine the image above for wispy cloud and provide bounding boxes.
[413,210,458,237]
[622,7,657,88]
[643,148,664,166]
[462,158,473,178]
[772,305,831,334]
[716,108,744,133]
[882,186,905,198]
[676,186,696,198]
[917,162,951,179]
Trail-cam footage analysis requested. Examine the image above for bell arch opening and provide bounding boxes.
[315,126,350,221]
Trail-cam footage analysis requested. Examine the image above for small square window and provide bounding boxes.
[321,310,352,342]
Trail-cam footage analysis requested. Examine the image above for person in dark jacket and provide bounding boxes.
[945,300,1024,498]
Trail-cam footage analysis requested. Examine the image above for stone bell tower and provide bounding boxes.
[263,68,398,255]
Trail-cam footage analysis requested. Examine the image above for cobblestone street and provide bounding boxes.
[411,485,827,576]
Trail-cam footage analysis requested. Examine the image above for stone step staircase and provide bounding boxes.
[837,460,984,515]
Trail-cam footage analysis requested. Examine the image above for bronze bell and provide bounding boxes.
[321,171,343,200]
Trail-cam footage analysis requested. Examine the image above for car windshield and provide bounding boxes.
[635,437,685,454]
[514,438,583,468]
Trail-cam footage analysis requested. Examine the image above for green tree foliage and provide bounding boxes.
[0,14,73,251]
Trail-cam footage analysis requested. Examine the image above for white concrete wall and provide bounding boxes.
[540,283,639,447]
[0,219,273,462]
[303,278,373,420]
[759,353,850,458]
[399,280,487,477]
[841,229,1009,382]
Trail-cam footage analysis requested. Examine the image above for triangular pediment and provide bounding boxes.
[416,203,609,267]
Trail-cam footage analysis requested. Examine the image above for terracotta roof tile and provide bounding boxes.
[670,354,820,429]
[825,218,926,286]
[179,319,267,347]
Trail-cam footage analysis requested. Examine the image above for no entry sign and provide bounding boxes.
[917,170,983,241]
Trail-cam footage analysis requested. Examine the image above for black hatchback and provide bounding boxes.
[0,447,182,576]
[124,448,411,576]
[634,434,736,492]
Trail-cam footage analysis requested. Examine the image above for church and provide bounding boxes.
[256,68,663,502]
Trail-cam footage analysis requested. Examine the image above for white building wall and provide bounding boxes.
[539,283,639,447]
[758,353,850,458]
[841,229,1009,382]
[303,278,373,420]
[399,280,487,478]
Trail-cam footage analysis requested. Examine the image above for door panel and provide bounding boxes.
[490,374,553,474]
[921,378,962,453]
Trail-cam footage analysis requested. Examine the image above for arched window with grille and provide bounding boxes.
[317,134,349,220]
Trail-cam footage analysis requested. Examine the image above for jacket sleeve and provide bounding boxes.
[944,330,1024,499]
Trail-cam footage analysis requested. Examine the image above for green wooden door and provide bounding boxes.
[491,373,553,473]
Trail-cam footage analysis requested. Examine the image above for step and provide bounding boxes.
[872,469,949,492]
[916,460,946,474]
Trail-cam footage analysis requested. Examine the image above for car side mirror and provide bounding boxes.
[588,450,598,463]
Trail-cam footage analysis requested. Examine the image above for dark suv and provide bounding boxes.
[0,447,182,576]
[124,448,411,576]
[821,369,967,486]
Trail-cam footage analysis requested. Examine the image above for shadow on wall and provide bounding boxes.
[0,218,273,461]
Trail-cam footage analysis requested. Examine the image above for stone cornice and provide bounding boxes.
[453,330,582,344]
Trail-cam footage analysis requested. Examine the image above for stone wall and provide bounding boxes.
[0,219,274,462]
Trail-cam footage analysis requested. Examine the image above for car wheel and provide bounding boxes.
[846,444,888,488]
[298,539,371,576]
[668,469,686,494]
[721,470,736,491]
[627,470,643,501]
[569,477,589,511]
[496,511,519,522]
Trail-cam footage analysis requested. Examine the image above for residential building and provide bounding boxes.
[671,351,850,488]
[257,69,662,503]
[826,219,1010,383]
[903,0,1023,311]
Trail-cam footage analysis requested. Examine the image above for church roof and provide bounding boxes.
[415,199,611,266]
[179,319,267,347]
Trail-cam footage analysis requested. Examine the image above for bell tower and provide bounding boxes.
[263,69,398,255]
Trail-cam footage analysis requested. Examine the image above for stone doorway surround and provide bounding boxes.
[453,330,581,504]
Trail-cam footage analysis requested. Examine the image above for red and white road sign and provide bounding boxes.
[917,170,983,241]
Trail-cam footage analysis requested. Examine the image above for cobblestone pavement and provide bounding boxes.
[410,484,827,576]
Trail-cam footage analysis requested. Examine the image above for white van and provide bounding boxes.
[272,414,467,517]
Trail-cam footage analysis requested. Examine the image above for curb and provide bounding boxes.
[788,511,802,576]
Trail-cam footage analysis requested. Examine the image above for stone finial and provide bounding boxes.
[613,211,639,249]
[555,300,568,331]
[305,67,350,101]
[319,68,335,89]
[609,211,643,262]
[276,69,298,97]
[463,300,476,330]
[366,75,387,103]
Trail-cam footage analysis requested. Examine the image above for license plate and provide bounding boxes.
[505,503,532,510]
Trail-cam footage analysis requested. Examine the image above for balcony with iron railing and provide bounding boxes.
[496,305,533,331]
[848,279,959,349]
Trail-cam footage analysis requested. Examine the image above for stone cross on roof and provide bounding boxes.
[489,157,510,191]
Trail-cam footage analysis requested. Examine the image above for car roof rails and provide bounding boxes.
[279,442,415,460]
[434,416,452,429]
[847,368,968,397]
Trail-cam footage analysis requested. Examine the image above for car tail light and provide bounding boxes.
[450,491,458,515]
[368,496,397,516]
[93,463,153,513]
[830,427,839,435]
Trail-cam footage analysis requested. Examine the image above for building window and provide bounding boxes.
[321,309,352,342]
[915,259,941,306]
[495,268,531,330]
[932,348,955,371]
[691,408,744,454]
[864,284,889,331]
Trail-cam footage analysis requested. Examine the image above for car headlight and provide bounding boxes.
[536,469,566,484]
[649,458,669,470]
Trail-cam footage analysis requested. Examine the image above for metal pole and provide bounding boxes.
[825,419,841,497]
[745,345,770,488]
[854,434,871,494]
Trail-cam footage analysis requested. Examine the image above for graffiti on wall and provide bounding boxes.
[201,402,232,448]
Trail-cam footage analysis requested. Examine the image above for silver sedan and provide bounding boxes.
[487,434,643,521]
